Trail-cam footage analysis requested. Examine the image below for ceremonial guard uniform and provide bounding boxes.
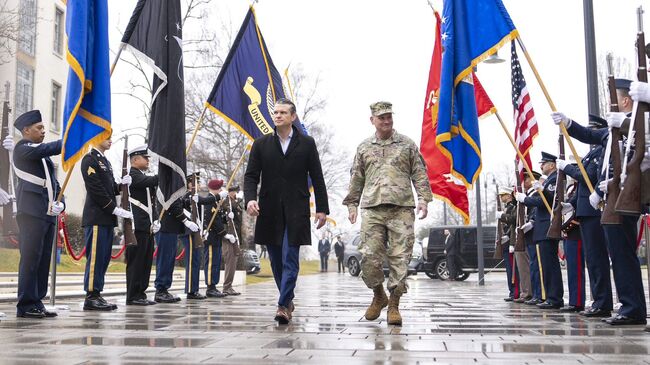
[560,180,585,312]
[12,110,64,318]
[522,184,543,305]
[220,186,243,295]
[201,179,226,298]
[154,197,187,303]
[497,190,518,301]
[126,145,158,305]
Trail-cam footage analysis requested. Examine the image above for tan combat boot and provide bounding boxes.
[364,285,388,320]
[387,290,403,326]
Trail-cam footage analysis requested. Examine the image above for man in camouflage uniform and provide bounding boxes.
[343,101,432,326]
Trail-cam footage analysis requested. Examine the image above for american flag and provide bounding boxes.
[511,41,539,179]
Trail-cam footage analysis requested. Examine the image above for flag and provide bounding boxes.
[62,0,111,172]
[436,0,517,186]
[511,41,538,180]
[205,7,302,140]
[121,0,186,209]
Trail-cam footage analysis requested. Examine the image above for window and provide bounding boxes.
[53,7,64,55]
[51,82,61,132]
[15,62,34,119]
[18,0,37,57]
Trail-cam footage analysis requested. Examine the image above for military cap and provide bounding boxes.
[228,184,240,192]
[498,187,514,195]
[207,179,224,190]
[539,152,557,163]
[186,171,200,182]
[615,78,632,91]
[370,101,393,116]
[128,144,150,158]
[588,114,607,129]
[523,171,542,180]
[14,110,42,130]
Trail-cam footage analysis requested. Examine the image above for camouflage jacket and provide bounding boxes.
[343,130,432,210]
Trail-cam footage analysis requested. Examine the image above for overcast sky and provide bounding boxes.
[106,0,648,227]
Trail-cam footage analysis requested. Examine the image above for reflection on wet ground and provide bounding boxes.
[0,272,648,364]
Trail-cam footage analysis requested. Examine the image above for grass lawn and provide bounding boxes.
[246,259,323,285]
[0,247,127,273]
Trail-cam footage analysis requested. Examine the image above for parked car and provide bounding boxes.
[242,249,261,274]
[420,225,502,281]
[342,232,422,277]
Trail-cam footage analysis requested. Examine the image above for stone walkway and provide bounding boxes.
[0,272,649,364]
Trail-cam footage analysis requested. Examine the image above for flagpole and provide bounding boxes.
[110,44,125,77]
[186,106,208,156]
[515,36,596,195]
[495,111,552,214]
[204,147,249,232]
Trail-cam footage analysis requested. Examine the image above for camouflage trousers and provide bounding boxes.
[359,205,415,293]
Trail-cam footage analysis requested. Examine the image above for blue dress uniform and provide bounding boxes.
[13,110,63,318]
[522,161,564,309]
[560,184,585,312]
[80,147,120,311]
[564,118,613,316]
[201,182,226,298]
[524,201,543,305]
[126,148,158,305]
[498,199,517,300]
[154,198,185,303]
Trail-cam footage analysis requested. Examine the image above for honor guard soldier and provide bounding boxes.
[515,152,564,309]
[125,145,157,306]
[202,179,227,298]
[220,185,243,296]
[520,171,544,305]
[550,112,613,317]
[10,110,64,318]
[559,177,585,312]
[497,187,518,301]
[80,134,133,311]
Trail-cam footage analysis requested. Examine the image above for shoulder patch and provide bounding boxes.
[548,184,556,192]
[87,166,96,176]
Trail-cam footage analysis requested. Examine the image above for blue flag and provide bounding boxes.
[435,0,517,186]
[206,7,303,140]
[61,0,111,172]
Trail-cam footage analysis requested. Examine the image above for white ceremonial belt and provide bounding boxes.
[129,197,152,216]
[13,165,46,187]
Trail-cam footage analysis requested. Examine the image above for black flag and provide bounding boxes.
[121,0,186,210]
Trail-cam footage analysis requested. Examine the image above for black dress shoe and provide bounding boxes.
[524,298,542,305]
[17,308,45,319]
[39,308,58,317]
[503,297,514,302]
[146,300,157,305]
[605,315,647,326]
[155,291,179,303]
[187,292,207,300]
[97,296,118,310]
[206,287,226,298]
[537,301,562,309]
[559,305,584,313]
[126,298,151,306]
[84,297,113,311]
[579,307,611,318]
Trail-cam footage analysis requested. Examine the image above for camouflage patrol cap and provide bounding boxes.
[370,101,393,116]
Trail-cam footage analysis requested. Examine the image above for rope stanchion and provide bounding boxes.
[59,214,86,261]
[152,247,185,261]
[111,242,126,260]
[637,215,647,250]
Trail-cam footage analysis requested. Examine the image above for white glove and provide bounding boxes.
[183,219,199,232]
[192,194,199,203]
[227,212,234,219]
[532,181,542,190]
[2,135,14,152]
[50,201,65,216]
[550,112,572,128]
[588,191,601,210]
[606,112,626,129]
[120,175,132,186]
[561,202,573,215]
[501,235,509,244]
[555,159,568,171]
[496,211,504,219]
[236,191,244,199]
[508,245,515,254]
[152,220,161,234]
[219,190,228,199]
[224,233,236,243]
[202,230,209,240]
[112,207,133,219]
[641,148,650,172]
[629,81,650,103]
[515,192,526,203]
[598,178,611,194]
[0,188,10,205]
[521,221,533,233]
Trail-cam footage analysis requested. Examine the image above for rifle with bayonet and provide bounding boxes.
[601,53,623,224]
[190,173,204,248]
[514,163,526,251]
[120,135,137,246]
[547,133,566,239]
[494,183,504,260]
[1,82,18,239]
[616,6,647,215]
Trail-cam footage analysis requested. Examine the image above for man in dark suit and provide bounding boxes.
[10,110,64,318]
[318,235,331,272]
[244,98,329,325]
[443,229,460,280]
[515,152,564,309]
[126,145,158,306]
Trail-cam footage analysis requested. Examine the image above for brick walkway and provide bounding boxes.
[0,272,649,364]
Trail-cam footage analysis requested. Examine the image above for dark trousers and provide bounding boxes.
[563,238,585,308]
[203,238,222,287]
[180,234,202,294]
[154,232,177,291]
[266,229,300,308]
[446,253,459,279]
[502,245,514,298]
[526,243,542,300]
[16,215,54,315]
[537,239,563,306]
[320,253,328,271]
[337,256,345,273]
[125,230,155,301]
[603,215,647,319]
[83,225,114,294]
[580,217,613,311]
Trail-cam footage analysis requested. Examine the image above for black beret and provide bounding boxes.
[14,110,42,130]
[615,78,632,91]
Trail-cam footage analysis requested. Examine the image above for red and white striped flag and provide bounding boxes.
[511,41,538,179]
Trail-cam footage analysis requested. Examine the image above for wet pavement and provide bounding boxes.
[0,272,649,364]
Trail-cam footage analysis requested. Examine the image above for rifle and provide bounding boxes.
[616,6,647,215]
[120,135,137,246]
[514,163,526,251]
[547,133,566,239]
[601,53,623,224]
[0,82,18,238]
[494,183,504,260]
[190,173,204,248]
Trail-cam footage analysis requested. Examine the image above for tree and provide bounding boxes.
[597,52,632,116]
[0,0,18,65]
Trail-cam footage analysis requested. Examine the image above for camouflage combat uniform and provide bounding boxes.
[343,130,432,293]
